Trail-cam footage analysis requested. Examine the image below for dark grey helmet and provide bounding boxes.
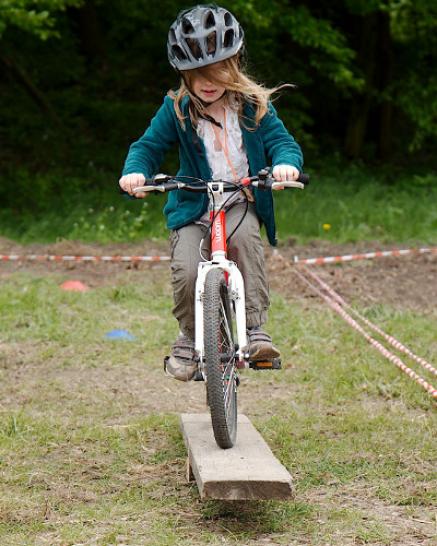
[167,4,244,71]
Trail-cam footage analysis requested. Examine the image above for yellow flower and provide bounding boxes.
[323,223,331,231]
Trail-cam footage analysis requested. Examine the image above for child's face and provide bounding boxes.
[190,65,226,104]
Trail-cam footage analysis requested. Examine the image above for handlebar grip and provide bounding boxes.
[297,173,310,185]
[118,175,154,197]
[119,186,135,199]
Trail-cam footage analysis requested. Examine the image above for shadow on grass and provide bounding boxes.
[199,499,314,535]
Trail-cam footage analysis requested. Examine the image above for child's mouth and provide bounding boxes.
[202,89,217,96]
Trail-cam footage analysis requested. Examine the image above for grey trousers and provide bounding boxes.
[169,203,270,339]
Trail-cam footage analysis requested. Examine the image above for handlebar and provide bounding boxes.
[132,168,309,196]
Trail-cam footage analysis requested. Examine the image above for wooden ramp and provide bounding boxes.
[180,413,294,500]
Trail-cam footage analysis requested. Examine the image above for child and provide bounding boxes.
[119,4,303,381]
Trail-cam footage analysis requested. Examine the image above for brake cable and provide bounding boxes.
[198,179,250,261]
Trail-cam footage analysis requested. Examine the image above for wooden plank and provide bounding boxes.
[180,413,294,500]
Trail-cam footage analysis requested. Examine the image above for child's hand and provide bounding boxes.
[272,165,300,188]
[119,173,147,198]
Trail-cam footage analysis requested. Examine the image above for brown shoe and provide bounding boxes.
[164,334,198,382]
[247,327,280,361]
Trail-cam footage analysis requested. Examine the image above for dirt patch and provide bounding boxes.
[1,238,436,311]
[0,236,169,256]
[266,243,437,313]
[1,238,436,545]
[0,238,170,288]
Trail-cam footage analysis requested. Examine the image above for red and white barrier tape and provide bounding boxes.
[1,245,436,265]
[1,245,435,397]
[292,247,437,266]
[303,266,437,378]
[290,265,437,400]
[0,254,170,263]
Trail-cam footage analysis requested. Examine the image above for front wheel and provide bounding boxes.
[204,268,238,449]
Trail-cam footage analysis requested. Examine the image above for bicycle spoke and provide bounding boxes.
[220,300,233,347]
[223,366,236,416]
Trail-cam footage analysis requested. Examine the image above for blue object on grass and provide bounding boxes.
[105,329,136,341]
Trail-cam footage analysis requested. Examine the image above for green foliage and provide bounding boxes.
[275,165,437,243]
[389,0,437,41]
[280,5,363,89]
[387,0,437,149]
[0,0,83,39]
[70,203,153,243]
[397,74,437,151]
[0,168,161,242]
[229,0,363,89]
[0,0,436,174]
[0,165,436,244]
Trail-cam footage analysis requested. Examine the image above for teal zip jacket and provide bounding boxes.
[122,95,303,246]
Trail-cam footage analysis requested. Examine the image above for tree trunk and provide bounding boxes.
[344,12,379,158]
[377,11,393,160]
[68,1,108,70]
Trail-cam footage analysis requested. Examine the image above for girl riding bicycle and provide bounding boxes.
[119,4,303,382]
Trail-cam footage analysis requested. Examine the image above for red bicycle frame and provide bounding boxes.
[210,209,227,256]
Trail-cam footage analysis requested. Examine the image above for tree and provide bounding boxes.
[388,0,437,151]
[0,0,82,39]
[0,1,83,126]
[0,0,436,170]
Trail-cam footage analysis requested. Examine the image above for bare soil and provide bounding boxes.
[267,240,437,314]
[1,237,436,312]
[1,238,436,545]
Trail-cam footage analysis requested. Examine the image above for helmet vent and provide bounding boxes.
[172,45,188,61]
[204,10,215,29]
[223,29,234,48]
[168,6,244,70]
[182,18,195,34]
[186,38,202,60]
[169,29,177,45]
[206,31,217,54]
[224,12,233,26]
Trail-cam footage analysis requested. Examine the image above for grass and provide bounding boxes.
[0,268,436,545]
[0,165,436,244]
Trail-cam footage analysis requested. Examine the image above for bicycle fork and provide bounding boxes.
[194,181,250,379]
[194,260,248,378]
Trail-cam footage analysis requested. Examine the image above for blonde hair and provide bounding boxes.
[167,55,291,130]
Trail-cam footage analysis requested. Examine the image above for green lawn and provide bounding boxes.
[1,166,436,244]
[0,268,435,545]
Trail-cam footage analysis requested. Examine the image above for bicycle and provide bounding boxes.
[134,168,309,449]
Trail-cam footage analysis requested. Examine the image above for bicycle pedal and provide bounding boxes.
[250,357,282,370]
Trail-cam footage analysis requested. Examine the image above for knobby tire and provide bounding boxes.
[204,268,237,449]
